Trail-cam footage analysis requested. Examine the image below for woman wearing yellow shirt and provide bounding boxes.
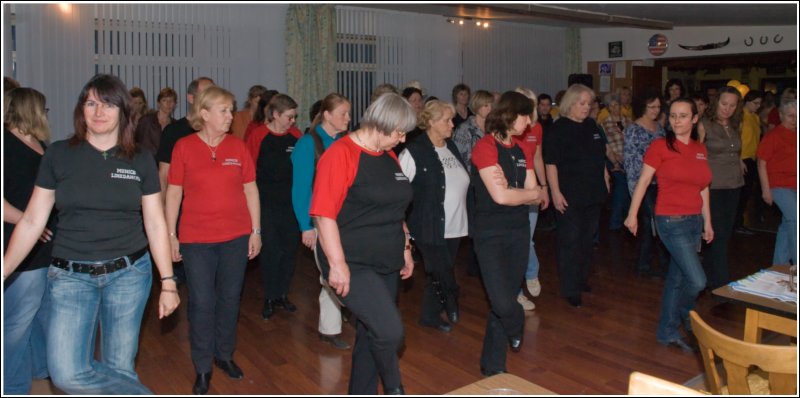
[735,90,764,234]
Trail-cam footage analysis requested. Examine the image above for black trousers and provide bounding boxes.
[555,203,603,298]
[181,235,249,373]
[704,188,740,289]
[415,239,461,324]
[636,185,670,271]
[474,225,528,373]
[338,269,403,394]
[259,203,300,300]
[735,158,761,228]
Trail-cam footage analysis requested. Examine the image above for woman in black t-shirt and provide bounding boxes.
[310,93,417,395]
[471,91,543,377]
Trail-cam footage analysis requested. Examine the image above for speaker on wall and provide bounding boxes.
[568,74,593,88]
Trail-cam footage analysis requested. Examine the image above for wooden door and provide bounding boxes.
[632,66,662,99]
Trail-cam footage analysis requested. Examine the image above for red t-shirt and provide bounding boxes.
[245,124,302,163]
[767,107,781,127]
[644,138,712,216]
[472,135,534,172]
[757,124,797,189]
[168,134,256,243]
[512,122,543,161]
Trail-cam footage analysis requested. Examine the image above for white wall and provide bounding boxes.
[581,25,797,66]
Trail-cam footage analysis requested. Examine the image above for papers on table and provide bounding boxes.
[729,269,797,303]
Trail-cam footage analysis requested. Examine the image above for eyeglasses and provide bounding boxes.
[646,105,661,109]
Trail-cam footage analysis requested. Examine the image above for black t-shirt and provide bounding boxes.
[471,137,529,232]
[36,140,160,260]
[3,130,54,272]
[257,132,297,206]
[543,117,608,206]
[452,108,474,130]
[156,117,194,164]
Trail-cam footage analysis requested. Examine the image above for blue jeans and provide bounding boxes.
[771,188,797,265]
[3,268,48,394]
[655,215,706,343]
[46,252,153,395]
[609,170,631,230]
[525,207,540,280]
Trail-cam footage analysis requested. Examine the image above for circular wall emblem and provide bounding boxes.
[648,34,669,56]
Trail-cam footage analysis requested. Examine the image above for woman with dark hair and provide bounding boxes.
[451,83,473,130]
[399,100,469,333]
[623,91,670,277]
[471,91,542,376]
[3,87,56,394]
[135,87,177,156]
[243,89,279,142]
[663,79,684,106]
[544,84,609,308]
[625,98,713,353]
[311,93,416,394]
[291,93,352,349]
[246,94,303,320]
[166,86,261,394]
[398,86,425,149]
[3,74,179,394]
[697,86,744,290]
[129,86,149,128]
[231,85,268,139]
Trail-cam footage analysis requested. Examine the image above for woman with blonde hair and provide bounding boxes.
[399,100,469,333]
[166,86,260,394]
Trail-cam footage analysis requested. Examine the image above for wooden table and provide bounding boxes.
[712,264,797,343]
[446,373,557,395]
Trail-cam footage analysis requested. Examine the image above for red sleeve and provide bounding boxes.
[643,139,665,170]
[471,135,498,171]
[245,125,268,163]
[756,131,776,162]
[309,139,359,219]
[243,121,259,142]
[289,126,303,139]
[238,138,256,183]
[167,137,187,186]
[768,107,780,126]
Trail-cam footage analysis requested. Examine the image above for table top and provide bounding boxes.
[446,373,557,395]
[713,265,797,317]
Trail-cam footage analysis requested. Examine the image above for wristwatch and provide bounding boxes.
[252,228,262,235]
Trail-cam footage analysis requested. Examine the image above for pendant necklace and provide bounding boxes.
[201,133,223,161]
[353,132,380,152]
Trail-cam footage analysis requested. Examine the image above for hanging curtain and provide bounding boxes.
[285,4,336,131]
[565,27,582,77]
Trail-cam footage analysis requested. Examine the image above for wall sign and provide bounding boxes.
[647,34,669,56]
[608,41,623,58]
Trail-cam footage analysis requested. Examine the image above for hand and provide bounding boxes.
[328,263,351,297]
[740,160,747,175]
[169,236,182,262]
[492,165,508,187]
[301,230,317,249]
[400,249,414,280]
[248,233,262,260]
[624,215,638,236]
[39,227,54,243]
[539,186,550,210]
[703,223,715,244]
[552,191,568,214]
[158,281,180,319]
[762,190,773,206]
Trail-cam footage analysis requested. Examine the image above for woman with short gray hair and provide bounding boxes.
[311,93,416,395]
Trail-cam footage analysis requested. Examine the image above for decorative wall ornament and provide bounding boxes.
[744,36,754,46]
[678,37,730,51]
[647,33,668,56]
[773,34,783,43]
[760,36,769,45]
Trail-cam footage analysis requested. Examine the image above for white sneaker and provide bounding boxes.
[517,294,535,311]
[526,278,541,297]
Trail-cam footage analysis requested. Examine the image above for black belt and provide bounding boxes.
[51,247,148,276]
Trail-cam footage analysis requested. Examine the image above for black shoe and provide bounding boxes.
[192,372,211,395]
[734,226,755,235]
[567,296,582,308]
[319,333,351,350]
[661,338,698,354]
[509,336,522,352]
[384,385,405,395]
[419,319,453,333]
[276,296,297,312]
[447,310,459,324]
[214,358,243,379]
[262,299,275,320]
[480,367,507,377]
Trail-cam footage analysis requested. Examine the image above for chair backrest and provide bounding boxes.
[689,310,797,395]
[627,371,705,395]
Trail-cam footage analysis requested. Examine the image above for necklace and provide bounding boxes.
[352,132,380,152]
[200,133,223,161]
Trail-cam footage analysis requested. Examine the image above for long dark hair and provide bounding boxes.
[665,98,698,153]
[70,74,136,159]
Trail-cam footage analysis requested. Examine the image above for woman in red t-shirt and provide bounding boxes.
[625,98,713,354]
[166,86,261,394]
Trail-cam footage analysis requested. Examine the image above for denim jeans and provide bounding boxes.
[525,207,540,280]
[609,170,631,230]
[655,215,706,343]
[46,252,153,395]
[771,188,797,265]
[3,267,48,394]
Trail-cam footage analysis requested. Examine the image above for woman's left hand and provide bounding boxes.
[400,248,414,280]
[248,233,262,260]
[539,186,550,210]
[740,160,747,176]
[158,286,180,319]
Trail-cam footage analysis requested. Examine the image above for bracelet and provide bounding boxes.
[161,275,179,282]
[161,289,178,293]
[168,232,177,237]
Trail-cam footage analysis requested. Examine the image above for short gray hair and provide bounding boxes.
[360,93,417,135]
[779,99,796,116]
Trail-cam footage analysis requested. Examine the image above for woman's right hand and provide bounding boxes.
[39,227,53,243]
[762,189,773,206]
[301,230,317,249]
[551,191,568,213]
[624,214,638,236]
[170,236,182,262]
[328,262,351,297]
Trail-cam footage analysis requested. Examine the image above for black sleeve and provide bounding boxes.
[155,123,179,164]
[542,121,561,166]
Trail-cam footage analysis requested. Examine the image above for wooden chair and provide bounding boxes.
[627,371,705,395]
[689,310,797,395]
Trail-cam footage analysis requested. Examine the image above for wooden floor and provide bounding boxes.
[32,206,786,395]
